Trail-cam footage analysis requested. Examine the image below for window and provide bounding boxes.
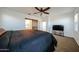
[74,13,78,31]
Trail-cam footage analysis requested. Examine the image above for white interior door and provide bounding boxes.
[41,21,47,31]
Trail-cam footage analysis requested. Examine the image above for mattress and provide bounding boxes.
[0,30,57,52]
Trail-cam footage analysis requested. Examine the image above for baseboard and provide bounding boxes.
[74,36,79,46]
[54,34,73,39]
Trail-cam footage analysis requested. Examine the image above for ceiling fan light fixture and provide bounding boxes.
[34,7,50,16]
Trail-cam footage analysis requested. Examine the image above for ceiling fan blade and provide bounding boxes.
[34,7,50,16]
[35,7,41,12]
[43,7,50,11]
[43,12,49,14]
[40,8,43,11]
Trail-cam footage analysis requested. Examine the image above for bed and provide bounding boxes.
[0,30,57,52]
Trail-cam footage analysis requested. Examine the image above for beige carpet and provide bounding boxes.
[54,35,79,52]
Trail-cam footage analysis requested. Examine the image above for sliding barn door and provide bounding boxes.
[32,20,38,30]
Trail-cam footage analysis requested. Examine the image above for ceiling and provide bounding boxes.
[50,7,74,15]
[5,7,75,15]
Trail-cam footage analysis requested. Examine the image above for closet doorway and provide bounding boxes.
[25,19,38,30]
[32,20,38,30]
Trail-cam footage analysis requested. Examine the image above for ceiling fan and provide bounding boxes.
[34,7,50,15]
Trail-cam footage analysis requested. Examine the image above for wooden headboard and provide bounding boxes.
[0,28,6,36]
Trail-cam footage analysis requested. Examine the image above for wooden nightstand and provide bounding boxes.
[0,28,6,36]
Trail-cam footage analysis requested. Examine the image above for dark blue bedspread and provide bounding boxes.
[0,30,57,52]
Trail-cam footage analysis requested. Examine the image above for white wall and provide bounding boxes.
[73,8,79,45]
[0,8,25,30]
[51,12,74,37]
[0,8,44,31]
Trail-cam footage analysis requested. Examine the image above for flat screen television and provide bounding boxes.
[53,25,64,31]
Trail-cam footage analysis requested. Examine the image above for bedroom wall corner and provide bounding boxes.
[73,8,79,46]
